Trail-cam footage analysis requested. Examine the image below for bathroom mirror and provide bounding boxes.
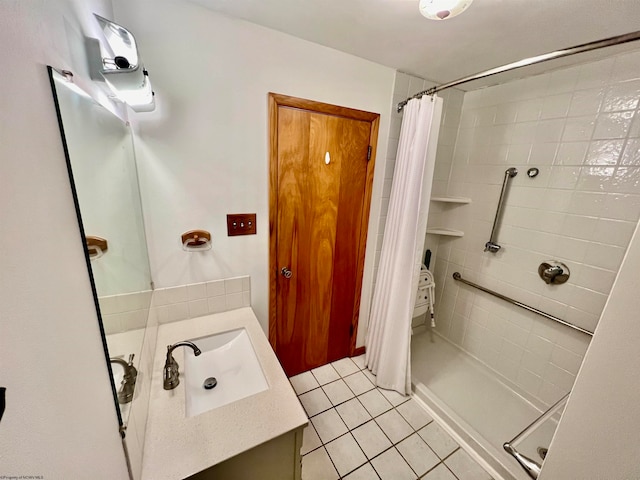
[49,67,152,427]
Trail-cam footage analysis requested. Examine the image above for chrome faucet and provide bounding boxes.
[163,341,201,390]
[109,354,138,404]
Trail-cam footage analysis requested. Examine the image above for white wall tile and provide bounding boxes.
[206,280,225,297]
[602,80,640,112]
[394,72,411,97]
[568,88,604,117]
[593,111,634,140]
[592,218,636,246]
[165,286,187,304]
[423,51,640,405]
[529,142,558,165]
[167,302,188,322]
[610,52,640,83]
[188,299,208,318]
[224,277,243,294]
[547,68,579,95]
[541,93,572,119]
[562,116,596,142]
[584,242,627,270]
[187,282,207,301]
[208,295,227,314]
[225,292,243,310]
[575,58,614,90]
[550,345,583,374]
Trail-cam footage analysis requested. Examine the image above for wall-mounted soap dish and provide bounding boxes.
[86,236,108,260]
[182,230,212,251]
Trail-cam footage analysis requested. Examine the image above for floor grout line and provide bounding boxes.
[296,355,491,480]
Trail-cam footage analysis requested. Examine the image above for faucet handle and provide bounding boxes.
[538,261,570,285]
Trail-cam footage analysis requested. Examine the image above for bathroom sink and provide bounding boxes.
[184,328,269,417]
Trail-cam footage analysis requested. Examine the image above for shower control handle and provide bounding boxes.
[280,267,293,279]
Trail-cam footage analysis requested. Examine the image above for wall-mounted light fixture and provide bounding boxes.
[92,14,155,112]
[419,0,473,20]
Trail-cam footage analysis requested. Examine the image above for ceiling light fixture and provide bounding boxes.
[419,0,473,20]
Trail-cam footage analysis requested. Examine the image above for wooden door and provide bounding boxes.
[268,93,379,377]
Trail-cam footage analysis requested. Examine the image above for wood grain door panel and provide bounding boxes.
[326,117,371,363]
[269,94,380,377]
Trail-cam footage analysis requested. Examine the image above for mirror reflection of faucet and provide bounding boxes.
[163,341,202,390]
[109,354,138,404]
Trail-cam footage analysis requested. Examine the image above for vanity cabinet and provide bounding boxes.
[187,427,304,480]
[141,308,308,480]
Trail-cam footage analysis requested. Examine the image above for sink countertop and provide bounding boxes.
[141,307,308,480]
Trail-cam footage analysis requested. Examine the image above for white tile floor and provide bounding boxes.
[290,355,494,480]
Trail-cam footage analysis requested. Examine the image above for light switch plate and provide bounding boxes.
[227,214,257,236]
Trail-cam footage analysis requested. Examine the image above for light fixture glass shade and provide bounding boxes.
[419,0,473,20]
[95,14,139,70]
[92,14,155,112]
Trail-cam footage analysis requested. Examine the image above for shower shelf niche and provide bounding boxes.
[426,228,464,237]
[427,196,470,237]
[430,196,472,204]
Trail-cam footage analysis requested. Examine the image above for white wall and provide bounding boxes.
[0,1,128,478]
[539,219,640,479]
[113,0,395,341]
[428,51,640,406]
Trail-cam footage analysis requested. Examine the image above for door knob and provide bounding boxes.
[281,267,293,279]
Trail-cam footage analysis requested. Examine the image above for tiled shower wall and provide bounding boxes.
[372,72,464,309]
[430,49,640,406]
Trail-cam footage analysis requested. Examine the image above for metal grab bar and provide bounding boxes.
[452,272,593,337]
[503,393,570,479]
[485,167,517,253]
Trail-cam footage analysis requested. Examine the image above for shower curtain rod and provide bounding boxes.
[397,30,640,112]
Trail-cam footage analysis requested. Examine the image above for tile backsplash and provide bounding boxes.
[151,276,251,324]
[100,290,152,335]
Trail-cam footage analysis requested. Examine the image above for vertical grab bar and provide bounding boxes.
[485,167,517,253]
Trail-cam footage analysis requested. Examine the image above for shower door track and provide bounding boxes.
[452,272,593,337]
[397,30,640,111]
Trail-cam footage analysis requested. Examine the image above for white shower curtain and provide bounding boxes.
[365,95,443,394]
